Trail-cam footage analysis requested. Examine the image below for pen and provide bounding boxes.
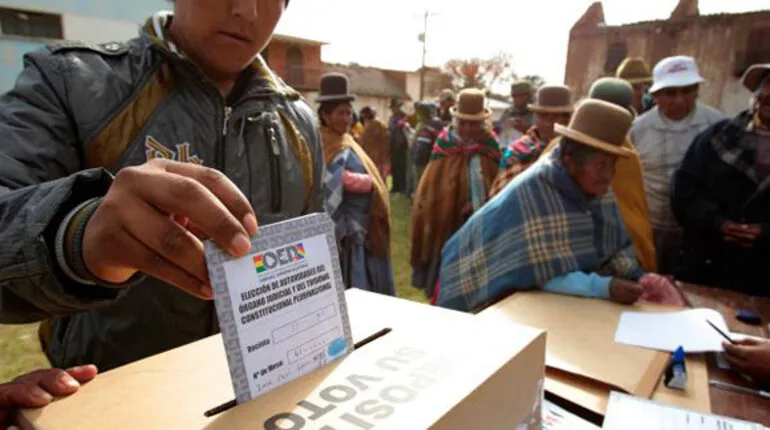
[706,319,736,345]
[709,380,770,399]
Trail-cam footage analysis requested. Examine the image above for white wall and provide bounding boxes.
[62,14,141,43]
[719,78,754,117]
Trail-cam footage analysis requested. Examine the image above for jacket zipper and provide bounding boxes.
[266,123,283,212]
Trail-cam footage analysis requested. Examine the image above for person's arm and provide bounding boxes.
[0,49,128,324]
[671,123,729,234]
[541,272,612,299]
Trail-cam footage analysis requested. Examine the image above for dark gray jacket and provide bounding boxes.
[0,19,324,370]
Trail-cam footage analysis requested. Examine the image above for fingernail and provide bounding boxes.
[243,213,259,236]
[59,373,80,389]
[231,234,251,256]
[30,386,53,402]
[200,283,213,298]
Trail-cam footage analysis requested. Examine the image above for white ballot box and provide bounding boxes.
[19,290,546,430]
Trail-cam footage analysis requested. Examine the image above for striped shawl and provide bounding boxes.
[437,147,643,312]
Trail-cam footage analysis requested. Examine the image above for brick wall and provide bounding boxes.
[264,39,323,91]
[564,10,770,115]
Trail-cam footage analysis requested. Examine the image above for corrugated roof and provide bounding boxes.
[324,64,411,100]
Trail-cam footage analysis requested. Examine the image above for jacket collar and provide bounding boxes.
[647,101,713,131]
[142,12,300,101]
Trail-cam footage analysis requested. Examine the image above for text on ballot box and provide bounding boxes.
[205,213,352,403]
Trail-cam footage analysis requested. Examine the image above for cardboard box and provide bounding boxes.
[479,292,710,416]
[20,290,546,430]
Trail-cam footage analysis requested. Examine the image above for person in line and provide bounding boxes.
[616,57,654,115]
[723,338,770,384]
[671,64,770,296]
[528,78,657,271]
[489,85,574,197]
[0,365,98,428]
[388,99,410,193]
[350,110,364,143]
[437,100,646,312]
[0,0,325,371]
[411,89,501,301]
[411,101,443,191]
[438,89,455,124]
[360,106,390,179]
[631,55,725,274]
[498,81,536,146]
[316,73,394,296]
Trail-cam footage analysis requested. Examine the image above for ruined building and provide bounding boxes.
[565,0,770,115]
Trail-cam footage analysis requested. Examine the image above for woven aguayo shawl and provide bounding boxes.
[410,126,500,273]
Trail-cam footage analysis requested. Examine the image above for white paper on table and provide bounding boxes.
[602,391,764,430]
[543,400,600,430]
[614,308,730,352]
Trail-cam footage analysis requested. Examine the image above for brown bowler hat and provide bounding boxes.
[529,85,574,113]
[742,64,770,93]
[616,57,653,85]
[554,99,635,158]
[450,89,491,121]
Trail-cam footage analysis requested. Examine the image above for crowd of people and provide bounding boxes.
[1,0,769,425]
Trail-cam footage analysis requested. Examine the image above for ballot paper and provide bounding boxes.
[542,400,600,430]
[205,213,353,403]
[614,308,730,353]
[602,391,764,430]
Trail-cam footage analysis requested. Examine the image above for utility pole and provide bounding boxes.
[419,10,429,101]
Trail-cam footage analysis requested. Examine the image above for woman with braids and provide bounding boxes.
[316,73,394,296]
[410,89,501,301]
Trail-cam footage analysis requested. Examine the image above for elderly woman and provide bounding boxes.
[317,73,394,296]
[671,64,770,296]
[437,100,648,312]
[489,85,574,197]
[410,89,501,299]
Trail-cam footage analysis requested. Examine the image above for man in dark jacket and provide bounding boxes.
[388,99,410,193]
[411,102,443,188]
[671,64,770,296]
[0,0,325,371]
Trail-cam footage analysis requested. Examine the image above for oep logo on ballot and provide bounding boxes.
[253,243,306,274]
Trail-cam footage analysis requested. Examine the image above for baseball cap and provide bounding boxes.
[649,56,705,94]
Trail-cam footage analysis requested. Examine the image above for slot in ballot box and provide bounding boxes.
[20,290,546,430]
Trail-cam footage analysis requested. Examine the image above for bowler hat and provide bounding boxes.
[742,64,770,93]
[616,58,653,84]
[450,89,491,121]
[316,73,355,103]
[439,89,456,102]
[589,78,635,115]
[529,85,574,114]
[511,80,534,96]
[555,99,634,158]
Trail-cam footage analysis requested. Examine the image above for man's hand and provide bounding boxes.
[723,338,770,382]
[83,159,259,300]
[0,366,98,427]
[609,278,644,305]
[721,221,762,247]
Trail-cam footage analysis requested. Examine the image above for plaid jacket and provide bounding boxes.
[437,148,643,312]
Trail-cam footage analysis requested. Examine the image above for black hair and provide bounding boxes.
[317,100,348,127]
[559,137,603,165]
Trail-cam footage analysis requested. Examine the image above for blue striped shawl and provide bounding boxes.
[437,147,643,312]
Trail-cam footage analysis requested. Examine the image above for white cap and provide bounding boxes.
[649,56,706,94]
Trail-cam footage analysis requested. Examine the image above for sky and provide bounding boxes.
[276,0,769,86]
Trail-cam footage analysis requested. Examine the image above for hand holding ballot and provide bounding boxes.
[82,159,258,300]
[723,338,770,382]
[0,365,97,428]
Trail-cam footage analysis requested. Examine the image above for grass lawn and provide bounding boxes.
[0,192,424,382]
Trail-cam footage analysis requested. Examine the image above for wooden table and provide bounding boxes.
[679,282,770,425]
